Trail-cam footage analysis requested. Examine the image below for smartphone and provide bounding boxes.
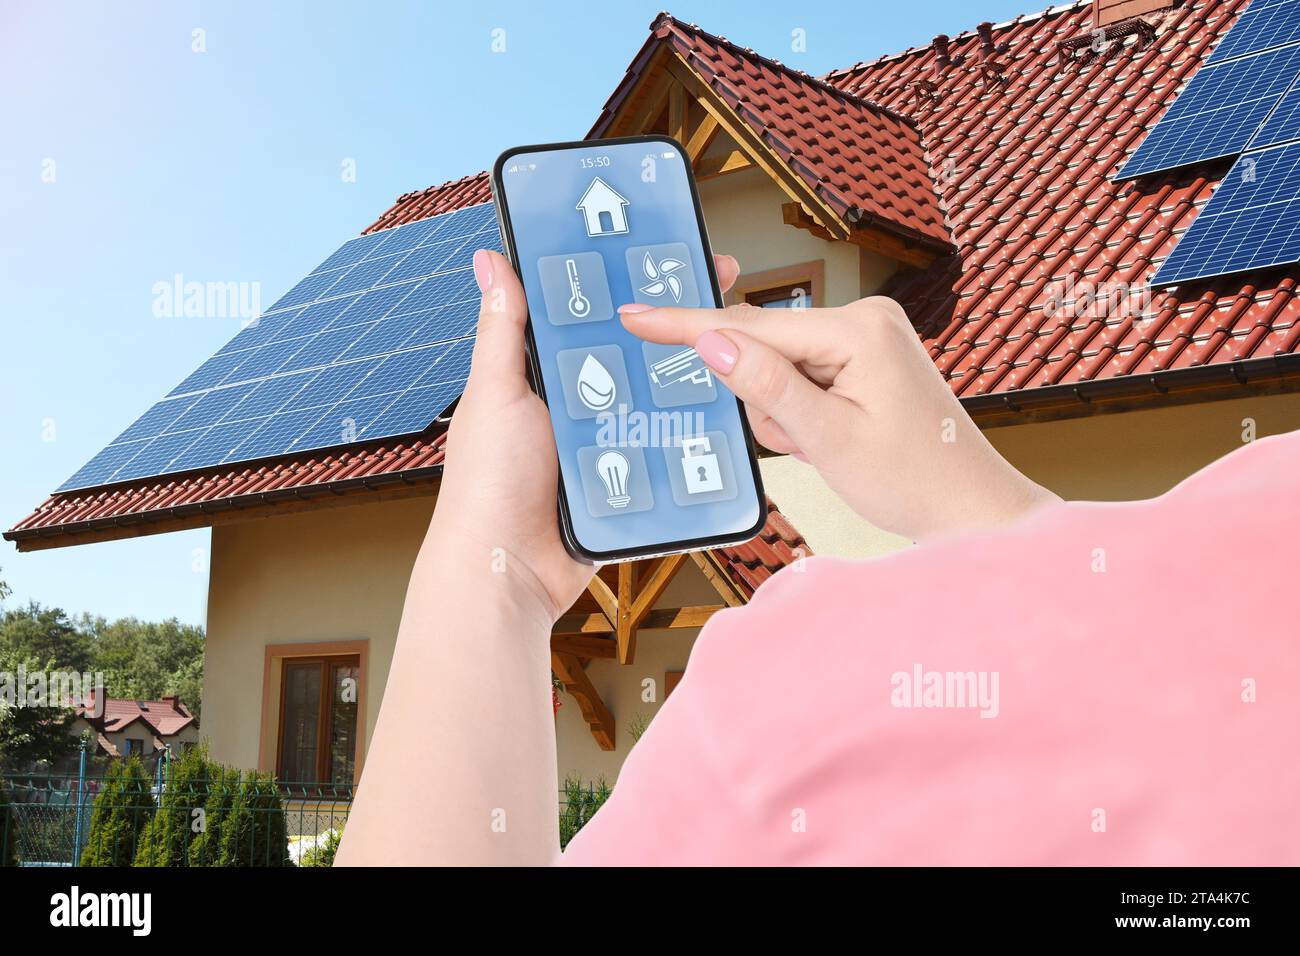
[491,135,766,563]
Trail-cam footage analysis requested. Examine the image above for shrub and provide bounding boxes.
[134,746,217,867]
[0,776,17,866]
[558,775,611,850]
[80,757,154,866]
[299,827,342,868]
[187,765,240,867]
[217,772,290,867]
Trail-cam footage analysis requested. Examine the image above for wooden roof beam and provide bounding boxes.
[552,652,615,751]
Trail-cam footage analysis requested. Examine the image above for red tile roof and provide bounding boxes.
[12,0,1300,559]
[9,435,447,540]
[7,423,806,597]
[711,501,811,598]
[76,694,197,738]
[591,14,952,250]
[825,0,1300,398]
[362,173,492,235]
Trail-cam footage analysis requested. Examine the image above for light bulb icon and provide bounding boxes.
[596,450,631,509]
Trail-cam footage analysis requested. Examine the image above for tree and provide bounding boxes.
[0,603,90,674]
[80,757,154,866]
[134,746,213,867]
[0,647,79,770]
[217,772,290,867]
[79,615,205,720]
[187,764,240,867]
[0,775,18,866]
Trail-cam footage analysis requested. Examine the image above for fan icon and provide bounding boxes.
[637,251,687,303]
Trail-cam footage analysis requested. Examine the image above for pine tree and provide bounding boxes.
[80,757,154,866]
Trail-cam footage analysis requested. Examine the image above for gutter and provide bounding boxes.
[9,354,1300,549]
[3,463,445,547]
[962,353,1300,424]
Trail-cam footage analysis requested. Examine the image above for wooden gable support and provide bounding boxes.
[551,651,615,751]
[659,54,851,241]
[548,549,749,748]
[782,201,939,270]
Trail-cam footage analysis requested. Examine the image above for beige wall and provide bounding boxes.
[203,495,433,775]
[987,392,1300,501]
[696,167,896,305]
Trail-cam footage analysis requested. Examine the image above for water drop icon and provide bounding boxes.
[576,353,617,411]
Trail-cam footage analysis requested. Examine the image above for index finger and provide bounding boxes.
[618,302,850,366]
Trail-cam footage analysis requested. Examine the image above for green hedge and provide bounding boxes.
[80,747,293,867]
[80,757,154,867]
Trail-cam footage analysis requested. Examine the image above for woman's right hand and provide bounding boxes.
[619,295,1059,542]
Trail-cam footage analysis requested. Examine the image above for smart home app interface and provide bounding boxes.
[500,140,761,555]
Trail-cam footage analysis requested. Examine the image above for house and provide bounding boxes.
[70,694,200,760]
[8,0,1300,788]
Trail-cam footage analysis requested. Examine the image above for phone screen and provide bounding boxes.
[495,137,764,560]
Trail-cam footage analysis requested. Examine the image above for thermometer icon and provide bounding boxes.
[565,258,591,319]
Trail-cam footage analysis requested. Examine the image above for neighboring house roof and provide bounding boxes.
[75,695,197,740]
[590,13,952,250]
[827,0,1300,404]
[10,0,1298,552]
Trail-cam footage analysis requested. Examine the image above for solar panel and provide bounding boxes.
[1116,42,1300,179]
[1207,0,1300,64]
[1152,141,1300,286]
[1246,72,1300,148]
[59,202,498,491]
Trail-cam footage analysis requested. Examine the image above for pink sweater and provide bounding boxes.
[563,431,1300,865]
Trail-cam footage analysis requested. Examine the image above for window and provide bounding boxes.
[277,655,360,784]
[728,260,823,311]
[123,738,146,756]
[745,281,814,310]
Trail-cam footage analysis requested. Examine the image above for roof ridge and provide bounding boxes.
[650,11,922,131]
[822,0,1089,81]
[391,170,489,206]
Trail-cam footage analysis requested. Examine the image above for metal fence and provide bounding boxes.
[1,767,352,867]
[2,765,610,866]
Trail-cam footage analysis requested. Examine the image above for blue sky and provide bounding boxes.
[0,0,1038,625]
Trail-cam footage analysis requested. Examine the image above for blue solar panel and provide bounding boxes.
[1152,141,1300,285]
[1247,72,1300,148]
[59,202,498,491]
[1208,0,1300,64]
[1117,42,1300,179]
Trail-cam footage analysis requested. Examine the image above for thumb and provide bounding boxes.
[695,329,846,461]
[465,249,530,400]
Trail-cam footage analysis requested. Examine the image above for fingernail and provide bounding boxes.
[695,330,738,374]
[472,249,494,292]
[791,450,810,464]
[618,303,654,314]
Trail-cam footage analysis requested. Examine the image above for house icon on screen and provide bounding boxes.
[576,177,630,237]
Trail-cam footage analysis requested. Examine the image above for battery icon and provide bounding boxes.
[662,151,676,159]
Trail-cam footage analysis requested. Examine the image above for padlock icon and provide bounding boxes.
[680,436,724,494]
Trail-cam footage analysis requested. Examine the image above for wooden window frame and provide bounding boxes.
[259,640,368,786]
[725,260,825,310]
[275,654,360,785]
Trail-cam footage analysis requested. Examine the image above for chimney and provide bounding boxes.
[1094,0,1180,29]
[162,695,182,712]
[932,34,953,67]
[977,22,1006,60]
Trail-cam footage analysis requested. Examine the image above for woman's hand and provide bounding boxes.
[620,296,1059,542]
[429,250,743,624]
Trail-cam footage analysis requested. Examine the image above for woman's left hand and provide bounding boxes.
[430,249,740,625]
